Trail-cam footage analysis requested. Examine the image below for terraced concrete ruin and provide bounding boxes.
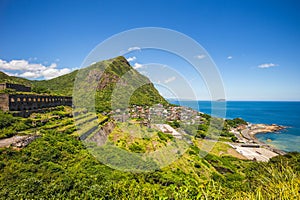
[0,83,72,117]
[0,83,31,92]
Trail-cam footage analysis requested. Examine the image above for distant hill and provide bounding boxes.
[0,67,78,95]
[31,70,78,96]
[0,71,32,86]
[0,56,168,112]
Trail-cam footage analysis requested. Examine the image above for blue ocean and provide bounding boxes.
[168,100,300,152]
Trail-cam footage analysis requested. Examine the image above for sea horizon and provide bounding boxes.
[168,100,300,152]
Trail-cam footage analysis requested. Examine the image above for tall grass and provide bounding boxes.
[232,160,300,200]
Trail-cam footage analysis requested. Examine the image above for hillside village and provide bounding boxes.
[111,104,201,125]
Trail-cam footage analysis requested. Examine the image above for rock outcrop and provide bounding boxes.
[12,135,40,148]
[86,121,116,146]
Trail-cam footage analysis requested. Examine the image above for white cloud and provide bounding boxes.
[0,58,72,80]
[133,62,143,69]
[126,56,137,62]
[41,68,71,80]
[258,63,278,69]
[227,56,233,60]
[195,54,206,59]
[164,76,176,83]
[128,46,141,51]
[20,71,41,78]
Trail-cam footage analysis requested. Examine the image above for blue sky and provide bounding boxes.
[0,0,299,100]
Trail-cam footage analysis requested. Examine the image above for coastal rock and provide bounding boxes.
[249,124,285,135]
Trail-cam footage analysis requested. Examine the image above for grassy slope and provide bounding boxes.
[0,106,299,199]
[31,70,78,96]
[0,122,299,199]
[0,71,32,86]
[94,56,168,112]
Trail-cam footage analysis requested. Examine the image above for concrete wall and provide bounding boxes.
[0,83,31,92]
[7,94,72,111]
[0,94,9,111]
[0,84,6,91]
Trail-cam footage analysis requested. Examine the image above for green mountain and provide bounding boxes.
[0,65,76,95]
[72,56,168,112]
[0,56,168,112]
[31,71,78,96]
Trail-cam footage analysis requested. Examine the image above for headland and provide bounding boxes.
[229,123,286,161]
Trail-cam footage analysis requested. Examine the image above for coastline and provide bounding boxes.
[229,123,286,161]
[248,124,286,155]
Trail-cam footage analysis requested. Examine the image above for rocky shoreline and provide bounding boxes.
[229,123,286,161]
[248,124,286,155]
[248,124,286,135]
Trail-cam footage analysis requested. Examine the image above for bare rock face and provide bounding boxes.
[86,121,116,146]
[97,73,120,90]
[87,69,102,84]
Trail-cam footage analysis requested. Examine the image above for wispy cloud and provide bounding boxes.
[126,56,137,62]
[133,62,143,69]
[0,58,72,80]
[164,76,176,83]
[195,54,206,59]
[128,46,141,51]
[227,56,233,60]
[258,63,278,69]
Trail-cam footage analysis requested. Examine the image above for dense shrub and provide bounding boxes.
[0,111,15,129]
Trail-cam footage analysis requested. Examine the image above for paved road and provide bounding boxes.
[241,129,252,140]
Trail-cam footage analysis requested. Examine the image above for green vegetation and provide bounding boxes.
[226,118,248,128]
[0,121,299,199]
[93,56,168,112]
[1,57,299,199]
[0,68,76,96]
[0,111,31,139]
[174,113,237,142]
[108,122,174,153]
[31,70,78,96]
[0,106,299,199]
[0,71,32,86]
[0,107,74,139]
